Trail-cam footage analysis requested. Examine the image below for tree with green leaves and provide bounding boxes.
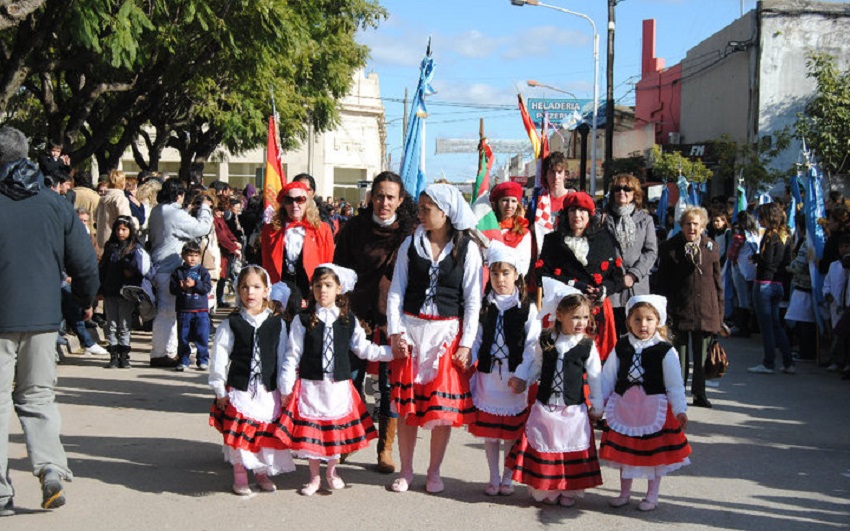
[1,0,386,180]
[795,51,850,183]
[649,145,713,183]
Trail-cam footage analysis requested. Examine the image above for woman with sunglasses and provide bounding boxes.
[603,174,658,336]
[262,181,335,300]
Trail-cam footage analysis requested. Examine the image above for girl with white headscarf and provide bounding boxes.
[386,183,485,494]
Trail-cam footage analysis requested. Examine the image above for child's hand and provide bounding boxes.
[280,393,292,407]
[185,278,196,288]
[215,396,229,411]
[392,343,409,360]
[676,412,688,431]
[825,294,835,304]
[453,346,471,370]
[588,406,602,423]
[508,377,527,394]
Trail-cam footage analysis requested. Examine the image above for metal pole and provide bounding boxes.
[591,31,599,197]
[403,87,409,146]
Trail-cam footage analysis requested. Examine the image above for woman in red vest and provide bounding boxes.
[262,181,334,299]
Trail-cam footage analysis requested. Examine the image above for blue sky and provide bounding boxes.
[355,0,820,182]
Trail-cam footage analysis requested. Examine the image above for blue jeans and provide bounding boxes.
[61,283,95,348]
[176,312,210,367]
[752,282,793,369]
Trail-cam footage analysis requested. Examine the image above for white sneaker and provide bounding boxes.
[85,344,109,356]
[782,365,797,375]
[748,364,775,374]
[705,379,721,388]
[826,363,840,373]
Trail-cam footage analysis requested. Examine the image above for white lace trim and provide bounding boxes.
[604,391,668,437]
[563,235,589,266]
[603,459,691,480]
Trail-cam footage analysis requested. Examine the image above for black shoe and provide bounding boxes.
[117,346,132,369]
[149,356,179,368]
[40,471,65,510]
[0,498,13,517]
[104,346,119,369]
[693,395,713,408]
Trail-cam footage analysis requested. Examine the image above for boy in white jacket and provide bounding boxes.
[823,234,850,376]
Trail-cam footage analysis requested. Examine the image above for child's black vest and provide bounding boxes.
[297,312,356,381]
[226,313,283,392]
[613,337,671,396]
[402,235,470,318]
[477,301,530,373]
[537,336,594,406]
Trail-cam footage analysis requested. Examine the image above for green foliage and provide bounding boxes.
[0,0,387,176]
[712,132,790,194]
[650,145,713,183]
[606,152,647,181]
[795,51,850,177]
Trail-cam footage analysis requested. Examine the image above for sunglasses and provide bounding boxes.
[612,186,633,193]
[283,195,307,205]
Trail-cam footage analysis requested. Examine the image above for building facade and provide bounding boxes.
[121,70,386,203]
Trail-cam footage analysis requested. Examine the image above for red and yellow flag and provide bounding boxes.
[263,116,285,223]
[518,94,540,159]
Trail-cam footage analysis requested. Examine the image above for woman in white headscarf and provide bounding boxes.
[386,183,485,494]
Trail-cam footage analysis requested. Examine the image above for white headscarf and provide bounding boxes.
[539,276,584,323]
[486,240,522,272]
[315,263,358,294]
[270,281,292,308]
[625,294,668,325]
[423,183,477,231]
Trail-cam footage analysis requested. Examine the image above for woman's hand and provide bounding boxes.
[453,346,471,370]
[215,396,230,411]
[676,412,688,431]
[280,393,292,407]
[507,377,527,394]
[390,334,407,358]
[623,273,636,288]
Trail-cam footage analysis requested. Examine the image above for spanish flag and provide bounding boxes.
[262,115,285,223]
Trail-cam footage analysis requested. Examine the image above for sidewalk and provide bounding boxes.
[4,318,850,530]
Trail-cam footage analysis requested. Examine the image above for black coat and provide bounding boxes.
[537,225,625,299]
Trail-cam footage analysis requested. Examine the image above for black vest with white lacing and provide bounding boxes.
[537,336,594,406]
[225,313,283,392]
[477,301,530,374]
[613,337,670,396]
[402,234,470,318]
[297,312,356,381]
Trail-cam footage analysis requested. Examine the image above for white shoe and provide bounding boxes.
[705,379,720,388]
[748,364,775,374]
[782,365,797,375]
[85,344,109,356]
[826,363,840,373]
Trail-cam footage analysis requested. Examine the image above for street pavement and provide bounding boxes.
[4,313,850,530]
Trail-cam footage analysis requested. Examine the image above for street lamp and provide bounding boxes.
[527,79,578,100]
[511,0,599,196]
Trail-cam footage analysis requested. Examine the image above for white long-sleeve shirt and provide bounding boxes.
[208,309,288,399]
[281,306,392,394]
[387,226,482,348]
[470,291,539,373]
[599,333,688,416]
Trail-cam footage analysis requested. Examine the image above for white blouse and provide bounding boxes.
[387,225,482,348]
[515,332,602,408]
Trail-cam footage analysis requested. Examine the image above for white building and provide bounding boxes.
[121,69,386,204]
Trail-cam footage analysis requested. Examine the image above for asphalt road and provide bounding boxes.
[4,314,850,530]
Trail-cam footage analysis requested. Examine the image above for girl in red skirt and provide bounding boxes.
[209,265,295,495]
[278,264,401,496]
[506,278,603,507]
[599,295,691,511]
[386,183,484,494]
[469,241,540,496]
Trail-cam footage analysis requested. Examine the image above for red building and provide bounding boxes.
[634,19,681,146]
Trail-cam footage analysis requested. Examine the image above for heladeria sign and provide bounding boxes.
[527,98,592,127]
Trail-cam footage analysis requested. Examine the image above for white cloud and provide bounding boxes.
[450,30,505,59]
[501,26,590,60]
[430,80,516,106]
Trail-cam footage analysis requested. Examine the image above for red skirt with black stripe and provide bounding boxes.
[209,403,289,454]
[468,408,528,440]
[389,336,475,429]
[505,423,603,492]
[599,406,691,467]
[276,380,377,457]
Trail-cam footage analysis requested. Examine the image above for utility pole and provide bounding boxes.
[402,87,409,146]
[604,0,617,194]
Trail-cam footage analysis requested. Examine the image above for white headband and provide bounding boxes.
[315,263,358,294]
[423,183,478,231]
[539,276,584,322]
[625,294,668,325]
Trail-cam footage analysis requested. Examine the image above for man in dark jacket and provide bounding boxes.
[0,127,99,517]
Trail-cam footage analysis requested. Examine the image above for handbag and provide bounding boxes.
[704,338,729,379]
